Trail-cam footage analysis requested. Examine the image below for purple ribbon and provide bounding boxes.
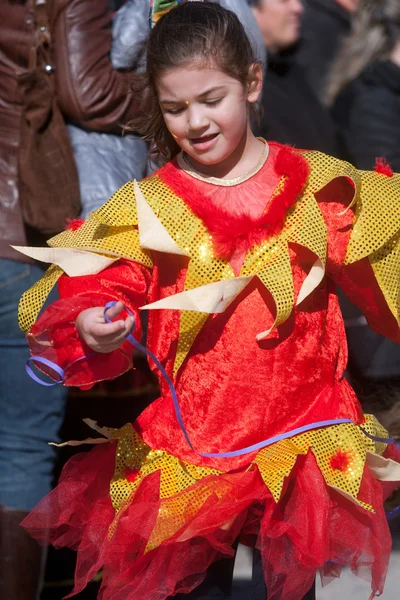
[25,307,400,517]
[25,356,64,386]
[387,505,400,520]
[25,301,400,467]
[359,429,400,453]
[26,353,96,387]
[101,302,356,457]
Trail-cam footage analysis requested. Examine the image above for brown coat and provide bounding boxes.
[0,0,140,261]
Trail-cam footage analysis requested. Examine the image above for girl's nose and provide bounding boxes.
[187,104,208,131]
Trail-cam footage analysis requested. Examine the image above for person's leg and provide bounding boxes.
[252,548,316,600]
[0,506,48,600]
[0,259,67,599]
[171,545,316,600]
[173,554,237,600]
[0,259,66,509]
[301,579,316,600]
[251,547,267,600]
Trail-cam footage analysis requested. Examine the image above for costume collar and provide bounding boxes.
[161,142,310,261]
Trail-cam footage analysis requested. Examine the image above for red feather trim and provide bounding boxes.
[65,218,85,231]
[375,157,393,177]
[158,143,310,259]
[330,449,352,472]
[124,467,139,483]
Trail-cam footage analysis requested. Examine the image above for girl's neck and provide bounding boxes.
[184,127,266,181]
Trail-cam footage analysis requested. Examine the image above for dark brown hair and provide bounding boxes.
[125,1,260,164]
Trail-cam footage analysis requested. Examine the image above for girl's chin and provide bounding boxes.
[184,145,236,168]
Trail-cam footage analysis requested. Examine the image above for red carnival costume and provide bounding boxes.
[16,143,400,600]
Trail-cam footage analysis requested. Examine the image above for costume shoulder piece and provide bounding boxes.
[16,150,400,358]
[301,150,400,328]
[16,181,152,333]
[345,166,400,324]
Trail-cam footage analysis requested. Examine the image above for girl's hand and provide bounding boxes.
[75,301,135,353]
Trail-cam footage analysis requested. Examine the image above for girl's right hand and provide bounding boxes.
[75,301,135,353]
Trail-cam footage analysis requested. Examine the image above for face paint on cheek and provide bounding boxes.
[164,119,180,141]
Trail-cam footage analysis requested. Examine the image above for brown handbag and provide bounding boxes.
[18,0,81,235]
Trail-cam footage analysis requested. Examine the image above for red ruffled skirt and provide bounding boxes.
[21,429,400,600]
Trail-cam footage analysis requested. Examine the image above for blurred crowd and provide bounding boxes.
[0,0,400,598]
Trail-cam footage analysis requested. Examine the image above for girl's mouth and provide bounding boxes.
[189,133,219,151]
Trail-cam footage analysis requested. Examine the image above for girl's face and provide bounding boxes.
[156,62,261,171]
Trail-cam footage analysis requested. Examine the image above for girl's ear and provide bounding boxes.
[247,63,263,104]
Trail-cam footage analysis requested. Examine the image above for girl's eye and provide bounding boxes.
[164,98,223,113]
[205,98,223,106]
[165,107,185,115]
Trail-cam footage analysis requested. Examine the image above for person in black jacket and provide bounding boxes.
[329,1,400,170]
[295,0,358,100]
[332,60,400,169]
[250,0,338,154]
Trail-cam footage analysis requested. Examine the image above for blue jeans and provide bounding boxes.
[0,259,66,511]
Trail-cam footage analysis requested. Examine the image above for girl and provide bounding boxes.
[16,2,400,599]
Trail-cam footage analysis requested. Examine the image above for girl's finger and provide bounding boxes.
[91,324,136,352]
[89,318,126,338]
[104,301,124,321]
[124,315,135,332]
[90,315,135,342]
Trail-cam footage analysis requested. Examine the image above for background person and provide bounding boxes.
[250,0,338,154]
[0,1,148,598]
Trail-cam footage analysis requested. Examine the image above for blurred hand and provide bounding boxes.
[76,301,134,353]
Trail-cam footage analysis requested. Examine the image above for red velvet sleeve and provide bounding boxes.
[28,259,152,388]
[317,177,400,343]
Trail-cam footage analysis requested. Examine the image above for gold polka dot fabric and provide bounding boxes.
[18,153,400,364]
[108,424,221,547]
[254,418,378,511]
[245,240,294,332]
[175,311,210,373]
[91,181,138,227]
[107,415,388,551]
[137,153,371,373]
[257,413,389,511]
[48,183,152,267]
[287,182,328,267]
[300,150,361,205]
[140,175,235,374]
[18,264,63,333]
[346,171,400,263]
[370,232,400,322]
[139,169,330,373]
[146,475,234,552]
[345,170,400,327]
[110,425,221,514]
[17,182,151,333]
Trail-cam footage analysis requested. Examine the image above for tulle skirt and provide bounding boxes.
[21,426,400,600]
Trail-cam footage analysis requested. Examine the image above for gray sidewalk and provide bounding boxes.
[318,523,400,600]
[317,551,399,599]
[233,523,400,599]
